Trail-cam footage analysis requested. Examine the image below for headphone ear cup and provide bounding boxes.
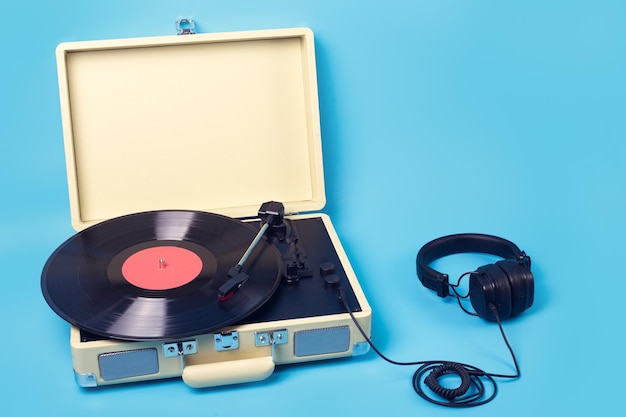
[469,264,513,321]
[493,259,534,317]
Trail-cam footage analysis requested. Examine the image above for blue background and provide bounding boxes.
[1,0,624,415]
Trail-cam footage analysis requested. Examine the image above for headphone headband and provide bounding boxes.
[416,233,531,298]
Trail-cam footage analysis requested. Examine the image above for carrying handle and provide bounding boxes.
[182,355,275,388]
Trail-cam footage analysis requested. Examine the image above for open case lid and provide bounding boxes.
[56,28,325,231]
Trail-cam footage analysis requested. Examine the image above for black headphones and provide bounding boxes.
[416,233,534,321]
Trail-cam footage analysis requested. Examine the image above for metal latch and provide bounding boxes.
[163,340,198,358]
[176,19,196,35]
[214,331,239,351]
[163,340,198,373]
[255,330,288,347]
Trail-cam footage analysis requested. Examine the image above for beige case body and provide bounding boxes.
[56,28,371,388]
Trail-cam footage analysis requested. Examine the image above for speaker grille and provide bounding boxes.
[294,326,350,357]
[99,348,159,381]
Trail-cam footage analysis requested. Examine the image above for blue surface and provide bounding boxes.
[2,1,625,415]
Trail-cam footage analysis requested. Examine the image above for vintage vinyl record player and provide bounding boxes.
[42,27,372,388]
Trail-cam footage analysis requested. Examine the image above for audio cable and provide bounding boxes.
[338,288,521,408]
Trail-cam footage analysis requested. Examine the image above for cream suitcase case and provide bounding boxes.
[47,27,372,388]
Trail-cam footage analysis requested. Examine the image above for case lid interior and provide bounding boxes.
[56,28,324,231]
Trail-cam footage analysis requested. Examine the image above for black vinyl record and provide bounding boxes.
[41,210,282,341]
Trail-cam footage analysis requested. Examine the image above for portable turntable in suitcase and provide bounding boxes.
[42,27,372,388]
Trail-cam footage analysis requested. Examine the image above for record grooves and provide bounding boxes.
[41,210,282,341]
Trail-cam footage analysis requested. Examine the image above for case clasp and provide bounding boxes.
[175,19,196,35]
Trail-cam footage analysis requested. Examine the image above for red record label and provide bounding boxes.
[121,246,202,290]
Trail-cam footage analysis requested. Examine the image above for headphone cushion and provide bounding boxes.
[469,264,513,321]
[494,259,534,317]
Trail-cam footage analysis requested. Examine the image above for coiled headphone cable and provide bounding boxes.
[338,288,520,408]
